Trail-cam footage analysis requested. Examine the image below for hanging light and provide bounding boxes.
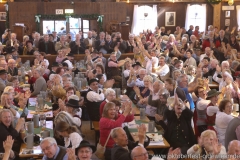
[228,0,234,6]
[207,0,222,4]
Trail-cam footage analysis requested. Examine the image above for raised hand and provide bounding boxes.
[58,99,65,111]
[66,148,77,160]
[167,148,181,160]
[198,137,203,147]
[137,124,146,144]
[216,65,221,73]
[233,81,239,91]
[24,89,31,99]
[148,83,153,92]
[226,76,233,85]
[15,118,25,132]
[212,138,221,155]
[123,101,132,115]
[3,136,14,151]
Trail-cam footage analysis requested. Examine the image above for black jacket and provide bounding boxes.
[38,41,56,54]
[95,39,109,52]
[69,41,86,54]
[163,107,196,153]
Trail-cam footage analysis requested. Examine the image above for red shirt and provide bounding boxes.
[99,114,134,148]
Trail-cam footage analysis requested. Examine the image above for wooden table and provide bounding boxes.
[130,132,170,149]
[209,81,219,89]
[27,98,53,120]
[27,110,53,121]
[19,121,54,158]
[128,116,170,149]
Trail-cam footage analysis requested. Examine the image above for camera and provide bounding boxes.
[116,38,121,42]
[69,36,71,39]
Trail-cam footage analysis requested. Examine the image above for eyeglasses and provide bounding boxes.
[79,150,91,154]
[42,144,53,152]
[134,152,148,158]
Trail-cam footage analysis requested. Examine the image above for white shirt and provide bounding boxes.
[86,88,105,102]
[64,132,83,149]
[213,72,233,91]
[123,69,130,78]
[73,117,81,127]
[215,111,234,146]
[183,57,197,67]
[43,59,49,67]
[196,98,211,110]
[187,144,227,159]
[156,64,170,77]
[127,78,144,87]
[64,60,74,70]
[145,56,158,74]
[199,54,213,62]
[207,106,219,116]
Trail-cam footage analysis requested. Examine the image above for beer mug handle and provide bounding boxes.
[23,135,28,144]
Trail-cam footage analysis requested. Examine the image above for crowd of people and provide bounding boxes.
[0,23,240,160]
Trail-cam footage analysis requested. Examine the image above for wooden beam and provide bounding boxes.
[213,2,221,29]
[120,0,208,3]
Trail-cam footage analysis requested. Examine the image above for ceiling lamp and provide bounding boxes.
[207,0,222,4]
[228,0,234,5]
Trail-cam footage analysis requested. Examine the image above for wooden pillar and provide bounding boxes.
[213,3,221,28]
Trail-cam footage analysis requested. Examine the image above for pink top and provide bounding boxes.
[56,56,66,63]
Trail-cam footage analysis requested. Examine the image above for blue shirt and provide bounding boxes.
[180,87,195,111]
[42,146,68,160]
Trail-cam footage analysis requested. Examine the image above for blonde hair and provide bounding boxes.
[0,109,14,125]
[143,75,153,83]
[3,86,14,93]
[201,130,216,139]
[1,92,11,107]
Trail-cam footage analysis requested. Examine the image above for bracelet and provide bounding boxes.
[195,144,200,150]
[20,129,25,134]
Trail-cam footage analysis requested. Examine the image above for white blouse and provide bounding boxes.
[215,111,234,146]
[64,132,83,149]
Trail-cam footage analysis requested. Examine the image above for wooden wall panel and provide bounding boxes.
[100,2,126,30]
[9,2,38,38]
[8,1,215,36]
[220,2,238,31]
[157,3,187,32]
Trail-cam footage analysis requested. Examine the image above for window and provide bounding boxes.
[185,4,206,32]
[42,18,90,40]
[131,5,157,35]
[43,20,66,35]
[69,18,90,40]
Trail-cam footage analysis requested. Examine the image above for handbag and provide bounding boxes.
[95,130,112,160]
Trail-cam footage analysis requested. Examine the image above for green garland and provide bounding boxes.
[35,14,104,33]
[5,2,9,29]
[207,0,222,4]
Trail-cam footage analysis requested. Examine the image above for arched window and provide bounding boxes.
[131,5,157,35]
[185,4,206,32]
